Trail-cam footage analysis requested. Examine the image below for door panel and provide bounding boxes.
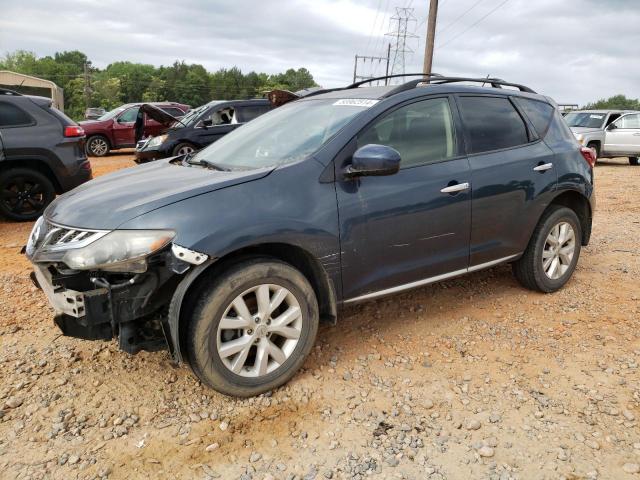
[337,97,471,301]
[113,107,139,147]
[604,113,640,154]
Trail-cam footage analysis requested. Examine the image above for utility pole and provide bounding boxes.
[422,0,439,78]
[83,61,91,109]
[352,44,392,85]
[385,7,418,83]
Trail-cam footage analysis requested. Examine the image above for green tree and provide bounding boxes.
[583,94,640,110]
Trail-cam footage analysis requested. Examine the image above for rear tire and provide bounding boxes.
[86,135,110,157]
[629,157,639,166]
[0,168,55,221]
[512,206,582,293]
[185,258,319,397]
[172,142,196,157]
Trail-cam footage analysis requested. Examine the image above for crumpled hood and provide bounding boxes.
[45,159,272,229]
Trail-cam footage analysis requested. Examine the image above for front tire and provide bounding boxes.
[86,135,110,157]
[512,206,582,293]
[0,168,55,221]
[629,157,639,166]
[172,142,196,157]
[186,258,319,397]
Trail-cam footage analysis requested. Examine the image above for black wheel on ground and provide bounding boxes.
[185,258,319,397]
[172,142,196,157]
[86,135,110,157]
[0,168,55,221]
[629,157,639,166]
[512,206,582,293]
[586,142,600,165]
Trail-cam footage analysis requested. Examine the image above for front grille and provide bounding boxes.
[39,221,108,251]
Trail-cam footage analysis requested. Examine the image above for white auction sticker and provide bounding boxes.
[590,114,604,119]
[333,99,379,107]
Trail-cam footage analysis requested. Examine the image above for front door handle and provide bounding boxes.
[533,162,553,172]
[440,182,470,194]
[632,132,640,136]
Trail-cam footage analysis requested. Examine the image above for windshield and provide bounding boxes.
[191,99,374,170]
[564,112,606,129]
[97,106,127,121]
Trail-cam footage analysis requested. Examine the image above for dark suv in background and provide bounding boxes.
[81,102,189,157]
[135,99,271,162]
[27,75,595,396]
[0,89,91,221]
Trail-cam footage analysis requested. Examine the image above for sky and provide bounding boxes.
[0,0,639,106]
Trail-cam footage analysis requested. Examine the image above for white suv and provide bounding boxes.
[566,110,640,165]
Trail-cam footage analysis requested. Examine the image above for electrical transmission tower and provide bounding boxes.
[386,7,419,82]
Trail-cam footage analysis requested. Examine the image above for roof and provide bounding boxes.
[568,109,638,114]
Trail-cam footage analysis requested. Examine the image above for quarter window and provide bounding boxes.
[458,96,529,154]
[357,98,457,168]
[516,98,554,137]
[0,102,32,127]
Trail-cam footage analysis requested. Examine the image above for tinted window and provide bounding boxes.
[458,96,528,154]
[615,113,640,129]
[358,98,457,168]
[544,110,577,146]
[237,105,270,123]
[118,107,139,123]
[0,102,32,127]
[516,98,554,137]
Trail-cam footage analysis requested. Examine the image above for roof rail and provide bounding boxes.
[382,76,536,97]
[346,72,444,89]
[0,88,22,96]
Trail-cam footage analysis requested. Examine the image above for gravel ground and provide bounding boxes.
[0,153,638,480]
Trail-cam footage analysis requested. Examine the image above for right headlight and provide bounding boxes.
[146,134,168,149]
[61,229,175,273]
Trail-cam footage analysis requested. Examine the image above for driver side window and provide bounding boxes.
[118,107,139,123]
[357,98,457,168]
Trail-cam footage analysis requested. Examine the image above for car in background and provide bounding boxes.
[84,107,106,120]
[0,88,91,221]
[565,109,640,165]
[134,99,271,162]
[81,102,190,157]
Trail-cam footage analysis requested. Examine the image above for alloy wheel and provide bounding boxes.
[177,145,194,156]
[216,284,303,377]
[0,176,46,216]
[542,221,576,280]
[89,138,108,156]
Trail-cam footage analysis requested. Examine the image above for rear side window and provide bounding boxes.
[47,106,75,126]
[0,102,33,127]
[236,105,270,123]
[544,110,577,146]
[516,98,554,137]
[458,96,528,154]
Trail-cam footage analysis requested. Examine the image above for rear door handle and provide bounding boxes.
[533,162,553,172]
[440,182,470,194]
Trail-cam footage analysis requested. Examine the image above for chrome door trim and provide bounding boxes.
[533,163,553,172]
[440,182,470,193]
[343,254,521,304]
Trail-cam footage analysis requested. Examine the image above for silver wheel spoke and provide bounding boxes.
[232,296,253,323]
[266,340,287,365]
[230,343,252,373]
[269,324,301,339]
[219,335,252,359]
[269,287,288,315]
[271,306,301,328]
[256,284,271,319]
[254,342,269,376]
[219,316,251,330]
[547,257,559,278]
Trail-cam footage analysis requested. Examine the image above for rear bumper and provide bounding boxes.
[59,160,93,191]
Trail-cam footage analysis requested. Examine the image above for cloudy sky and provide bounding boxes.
[1,0,639,105]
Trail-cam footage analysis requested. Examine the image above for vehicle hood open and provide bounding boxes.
[140,103,183,127]
[44,159,272,230]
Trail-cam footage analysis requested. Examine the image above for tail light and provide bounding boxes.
[64,125,85,137]
[580,146,596,168]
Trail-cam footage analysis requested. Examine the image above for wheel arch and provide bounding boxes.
[0,159,62,193]
[547,190,593,246]
[167,242,337,364]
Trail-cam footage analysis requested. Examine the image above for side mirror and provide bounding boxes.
[607,123,617,131]
[346,144,401,178]
[202,118,213,127]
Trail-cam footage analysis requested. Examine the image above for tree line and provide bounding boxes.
[0,50,318,120]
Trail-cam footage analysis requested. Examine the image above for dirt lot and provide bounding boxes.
[0,153,638,480]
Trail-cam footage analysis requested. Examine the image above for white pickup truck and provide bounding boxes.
[565,109,640,165]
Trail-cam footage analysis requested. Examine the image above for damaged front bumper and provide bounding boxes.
[28,238,209,356]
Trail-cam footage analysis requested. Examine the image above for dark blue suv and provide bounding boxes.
[26,75,595,396]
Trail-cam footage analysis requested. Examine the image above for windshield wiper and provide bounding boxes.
[200,158,231,171]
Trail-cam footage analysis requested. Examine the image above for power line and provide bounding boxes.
[437,0,512,49]
[364,0,384,57]
[437,0,486,35]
